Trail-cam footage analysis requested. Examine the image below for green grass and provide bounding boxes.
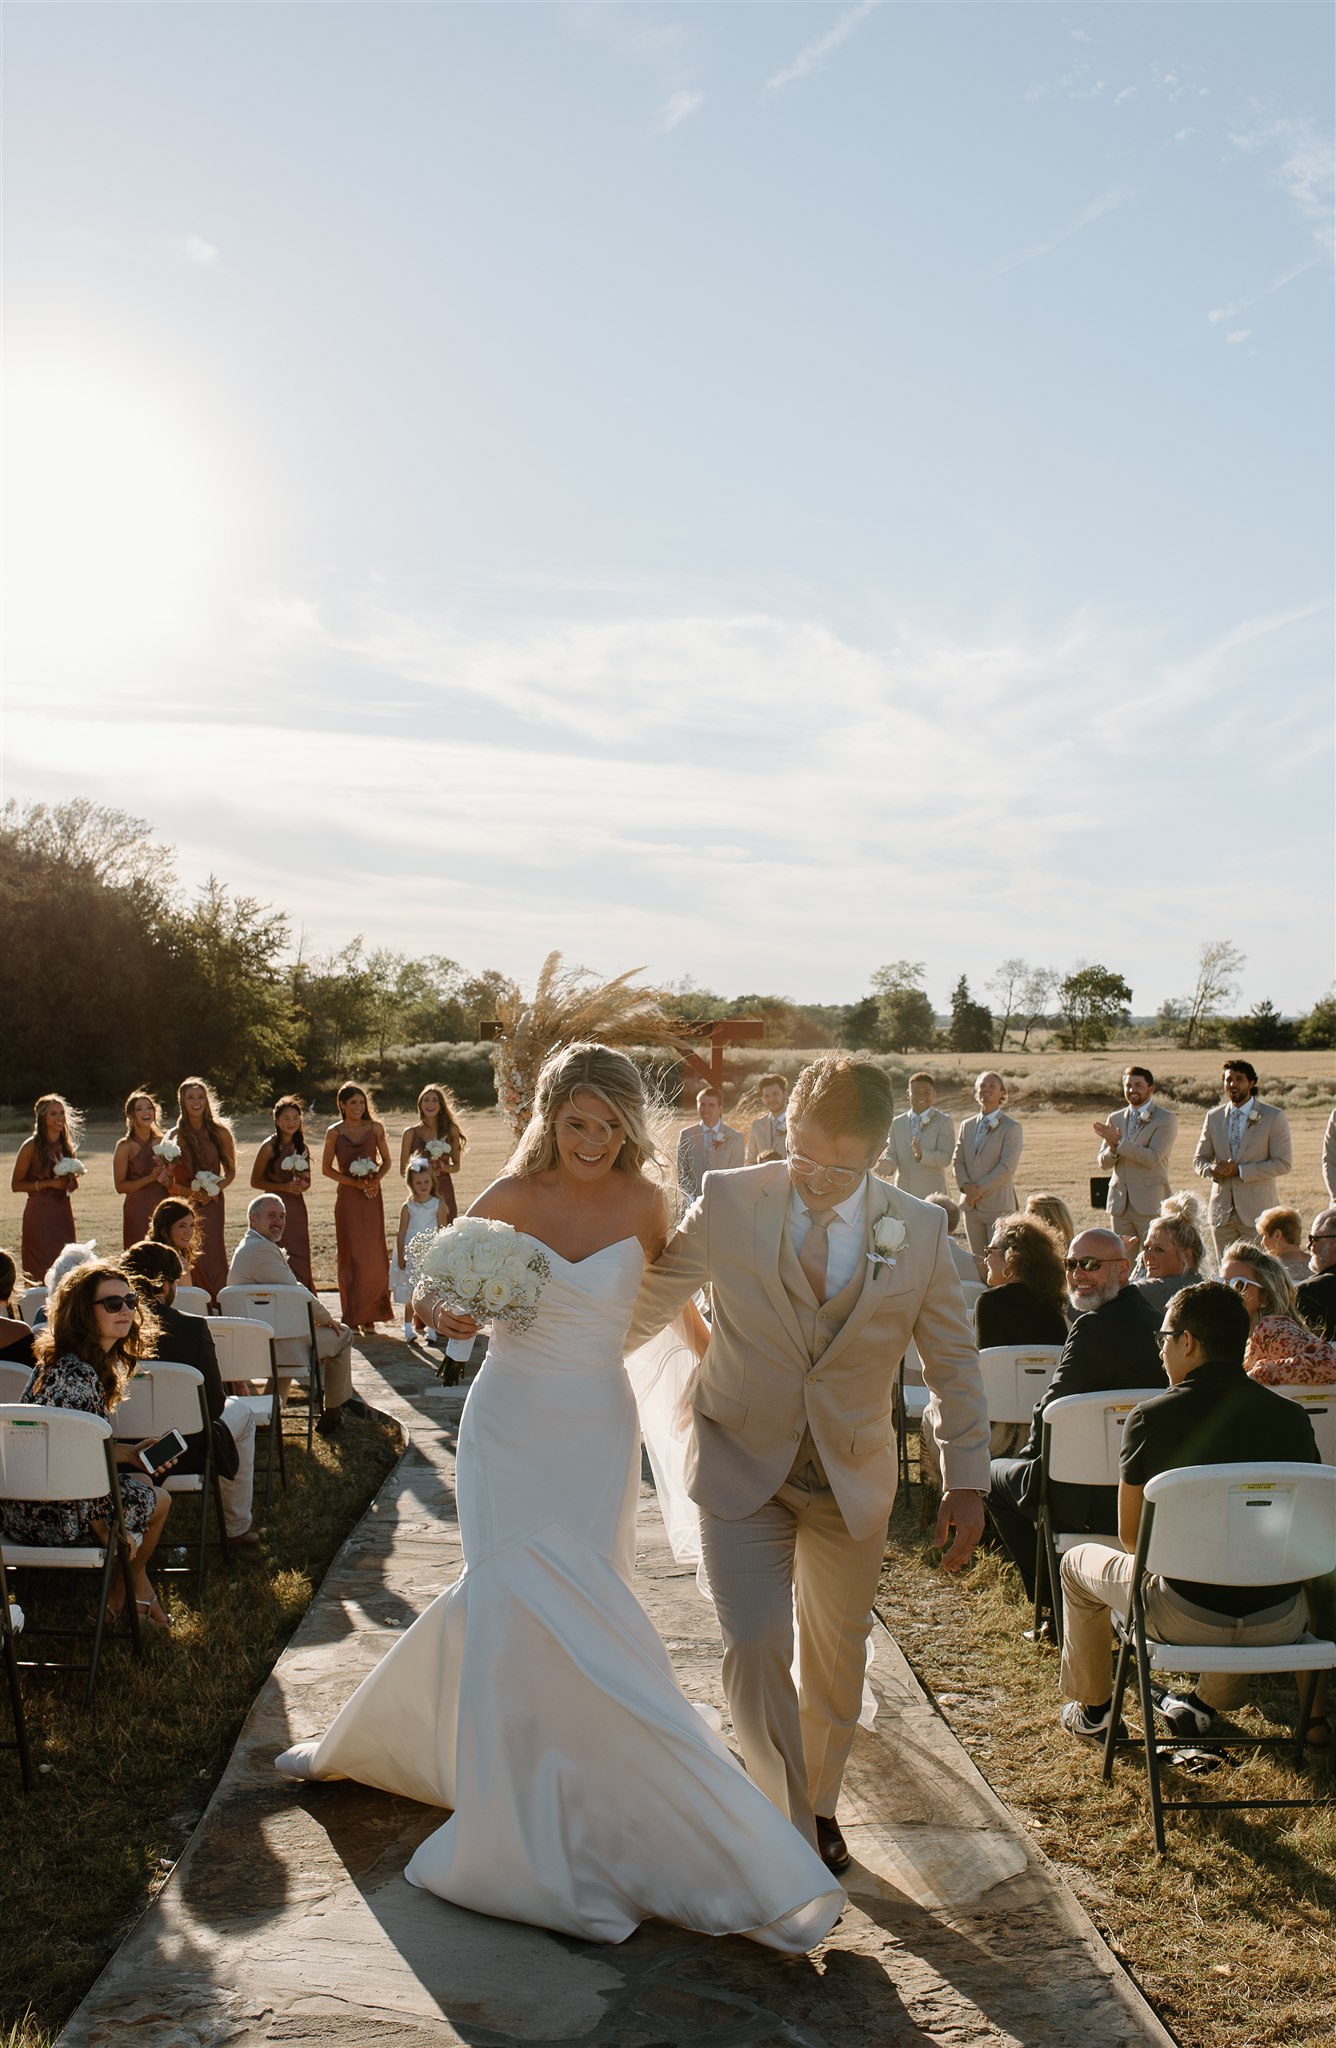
[0,1413,400,2039]
[879,1491,1334,2048]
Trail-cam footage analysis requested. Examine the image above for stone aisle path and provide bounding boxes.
[60,1337,1175,2048]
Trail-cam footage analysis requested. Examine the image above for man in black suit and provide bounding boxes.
[122,1241,260,1547]
[985,1227,1165,1602]
[1297,1206,1336,1342]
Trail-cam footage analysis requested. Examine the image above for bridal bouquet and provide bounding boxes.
[407,1217,551,1368]
[280,1151,310,1174]
[53,1157,86,1180]
[153,1138,181,1164]
[190,1169,222,1199]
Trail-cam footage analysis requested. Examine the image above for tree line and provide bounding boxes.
[1,799,1329,1111]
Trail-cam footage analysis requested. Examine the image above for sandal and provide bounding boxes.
[136,1597,174,1632]
[1303,1715,1331,1750]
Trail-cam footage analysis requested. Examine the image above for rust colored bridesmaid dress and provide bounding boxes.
[19,1150,76,1283]
[334,1129,391,1326]
[170,1129,229,1305]
[258,1143,315,1290]
[122,1137,164,1248]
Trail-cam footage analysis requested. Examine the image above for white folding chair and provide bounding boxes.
[115,1362,219,1598]
[19,1289,46,1328]
[0,1363,34,1404]
[208,1318,285,1509]
[0,1537,33,1790]
[1103,1461,1336,1851]
[1274,1385,1336,1464]
[895,1341,932,1495]
[0,1405,143,1700]
[977,1345,1063,1427]
[218,1285,323,1452]
[173,1285,213,1318]
[1035,1389,1142,1645]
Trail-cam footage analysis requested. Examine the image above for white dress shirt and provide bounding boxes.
[787,1176,869,1299]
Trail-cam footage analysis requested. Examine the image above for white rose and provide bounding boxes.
[484,1276,514,1311]
[875,1216,908,1257]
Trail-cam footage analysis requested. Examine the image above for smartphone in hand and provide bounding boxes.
[137,1428,188,1477]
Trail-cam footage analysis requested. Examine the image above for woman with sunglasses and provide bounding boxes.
[1,1261,179,1628]
[1220,1244,1336,1386]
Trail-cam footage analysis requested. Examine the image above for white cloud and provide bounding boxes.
[993,186,1134,275]
[177,234,222,268]
[655,89,704,135]
[764,1,877,95]
[1229,114,1336,256]
[1224,329,1251,345]
[1207,256,1321,326]
[1115,86,1137,106]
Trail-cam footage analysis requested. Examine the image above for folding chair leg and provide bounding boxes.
[1294,1669,1319,1770]
[1032,1522,1050,1641]
[211,1471,232,1574]
[1104,1627,1134,1785]
[1133,1625,1168,1854]
[2,1630,33,1792]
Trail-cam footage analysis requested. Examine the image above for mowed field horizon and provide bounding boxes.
[5,1049,1330,1293]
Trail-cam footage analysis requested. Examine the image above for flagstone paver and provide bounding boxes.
[59,1335,1175,2048]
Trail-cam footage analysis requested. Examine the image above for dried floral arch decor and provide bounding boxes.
[485,953,687,1139]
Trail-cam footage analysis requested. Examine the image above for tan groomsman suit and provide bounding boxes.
[676,1119,745,1205]
[1098,1101,1177,1248]
[1193,1100,1293,1260]
[226,1228,355,1407]
[626,1163,989,1843]
[883,1106,955,1199]
[1324,1108,1336,1204]
[745,1112,788,1165]
[952,1112,1024,1257]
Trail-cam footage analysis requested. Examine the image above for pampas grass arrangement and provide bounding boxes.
[491,951,687,1137]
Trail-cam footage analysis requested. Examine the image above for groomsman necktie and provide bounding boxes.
[799,1205,838,1303]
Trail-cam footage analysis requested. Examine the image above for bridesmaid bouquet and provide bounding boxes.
[153,1138,182,1164]
[424,1139,453,1163]
[53,1157,86,1180]
[191,1169,222,1199]
[348,1157,377,1178]
[280,1151,310,1173]
[408,1218,551,1365]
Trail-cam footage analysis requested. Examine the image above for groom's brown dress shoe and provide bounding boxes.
[815,1815,850,1873]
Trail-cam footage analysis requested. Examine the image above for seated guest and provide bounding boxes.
[0,1261,177,1629]
[227,1195,357,1436]
[1025,1192,1075,1248]
[121,1241,260,1547]
[1257,1207,1314,1286]
[1057,1282,1322,1742]
[883,1073,955,1199]
[986,1229,1164,1602]
[1220,1243,1336,1386]
[676,1088,744,1206]
[1131,1191,1209,1311]
[150,1197,203,1274]
[924,1192,983,1287]
[977,1216,1068,1351]
[0,1249,36,1370]
[744,1074,790,1165]
[1297,1206,1336,1342]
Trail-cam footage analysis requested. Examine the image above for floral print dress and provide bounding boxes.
[0,1354,158,1546]
[1245,1313,1336,1387]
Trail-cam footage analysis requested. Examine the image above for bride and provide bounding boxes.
[275,1041,843,1950]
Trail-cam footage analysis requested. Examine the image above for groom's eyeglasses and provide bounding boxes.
[785,1150,866,1194]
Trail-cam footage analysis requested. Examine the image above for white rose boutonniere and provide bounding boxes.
[1137,1106,1153,1126]
[1246,1107,1261,1127]
[869,1214,908,1271]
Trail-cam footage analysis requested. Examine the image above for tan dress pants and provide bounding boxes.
[1210,1208,1258,1266]
[699,1441,887,1846]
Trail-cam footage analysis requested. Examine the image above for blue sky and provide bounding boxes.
[4,2,1332,1013]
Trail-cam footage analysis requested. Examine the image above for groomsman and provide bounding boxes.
[1324,1108,1336,1203]
[1192,1060,1293,1262]
[953,1072,1024,1257]
[677,1087,745,1205]
[1092,1066,1177,1254]
[745,1074,790,1164]
[883,1072,955,1199]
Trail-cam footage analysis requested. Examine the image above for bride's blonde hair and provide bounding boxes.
[507,1042,661,1180]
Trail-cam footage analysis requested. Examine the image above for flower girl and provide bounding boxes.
[393,1158,446,1340]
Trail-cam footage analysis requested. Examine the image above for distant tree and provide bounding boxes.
[1016,965,1059,1049]
[158,878,297,1100]
[871,960,937,1051]
[870,959,926,999]
[450,968,516,1037]
[1173,940,1246,1049]
[1298,989,1336,1050]
[1233,999,1299,1052]
[948,976,994,1053]
[986,958,1028,1051]
[839,997,886,1051]
[1056,963,1133,1050]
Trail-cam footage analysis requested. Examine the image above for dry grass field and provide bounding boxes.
[5,1047,1330,1291]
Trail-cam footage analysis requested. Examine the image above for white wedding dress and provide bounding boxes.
[275,1235,843,1950]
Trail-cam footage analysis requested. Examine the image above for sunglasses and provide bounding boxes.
[1225,1275,1261,1294]
[1065,1255,1115,1272]
[95,1293,141,1315]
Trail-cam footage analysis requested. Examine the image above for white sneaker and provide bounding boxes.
[1154,1687,1214,1737]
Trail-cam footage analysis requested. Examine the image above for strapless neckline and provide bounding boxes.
[527,1233,641,1271]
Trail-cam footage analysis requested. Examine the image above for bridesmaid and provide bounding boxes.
[251,1094,315,1289]
[397,1082,467,1224]
[113,1089,173,1248]
[166,1077,237,1307]
[11,1095,82,1283]
[323,1082,392,1333]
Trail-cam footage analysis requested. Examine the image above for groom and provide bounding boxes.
[628,1052,989,1872]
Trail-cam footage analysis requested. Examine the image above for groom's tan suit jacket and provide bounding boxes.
[627,1163,989,1542]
